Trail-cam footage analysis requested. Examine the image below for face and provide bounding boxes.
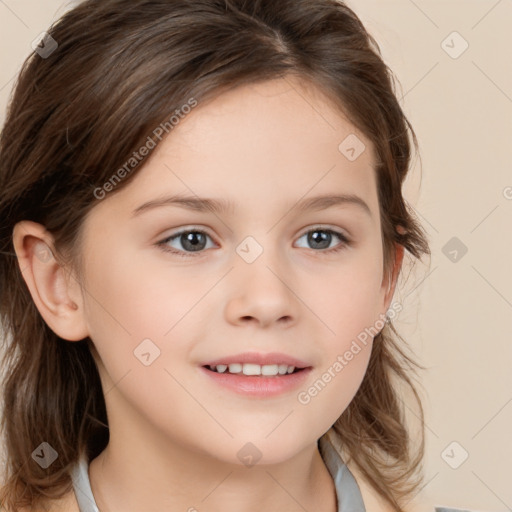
[63,77,396,465]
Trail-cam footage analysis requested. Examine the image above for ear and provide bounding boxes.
[12,220,89,341]
[380,242,404,315]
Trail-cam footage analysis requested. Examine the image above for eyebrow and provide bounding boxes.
[131,193,372,218]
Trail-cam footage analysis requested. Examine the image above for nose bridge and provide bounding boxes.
[225,230,298,326]
[232,197,291,257]
[235,225,293,283]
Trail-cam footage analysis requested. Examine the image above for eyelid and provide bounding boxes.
[159,223,350,241]
[297,224,350,240]
[159,225,216,243]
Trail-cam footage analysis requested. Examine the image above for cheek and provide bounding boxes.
[82,243,201,341]
[297,346,371,437]
[303,250,385,344]
[290,251,385,424]
[80,247,205,431]
[295,288,381,436]
[80,243,216,391]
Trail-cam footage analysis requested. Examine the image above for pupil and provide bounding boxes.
[183,232,205,251]
[309,230,330,249]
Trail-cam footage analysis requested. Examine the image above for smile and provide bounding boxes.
[205,363,300,376]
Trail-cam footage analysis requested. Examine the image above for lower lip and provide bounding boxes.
[199,366,312,398]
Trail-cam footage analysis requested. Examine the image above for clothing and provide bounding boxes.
[69,436,477,512]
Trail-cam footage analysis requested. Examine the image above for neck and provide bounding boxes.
[88,436,337,512]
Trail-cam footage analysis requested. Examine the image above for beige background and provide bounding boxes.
[1,1,511,510]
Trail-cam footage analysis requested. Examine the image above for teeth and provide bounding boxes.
[208,363,299,376]
[228,363,242,373]
[261,364,279,376]
[243,363,262,376]
[278,364,288,375]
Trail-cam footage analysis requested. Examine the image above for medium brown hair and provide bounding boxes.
[0,0,430,510]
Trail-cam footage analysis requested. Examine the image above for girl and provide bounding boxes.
[0,0,463,510]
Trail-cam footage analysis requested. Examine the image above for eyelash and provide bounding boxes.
[156,226,351,258]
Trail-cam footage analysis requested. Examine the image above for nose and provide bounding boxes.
[224,250,299,329]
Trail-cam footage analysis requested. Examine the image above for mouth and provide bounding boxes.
[199,362,312,397]
[202,363,307,376]
[199,352,312,396]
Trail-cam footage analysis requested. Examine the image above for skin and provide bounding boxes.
[13,76,403,512]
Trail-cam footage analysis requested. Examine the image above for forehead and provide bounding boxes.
[93,76,379,220]
[167,76,375,164]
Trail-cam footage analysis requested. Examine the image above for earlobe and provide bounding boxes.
[12,220,89,341]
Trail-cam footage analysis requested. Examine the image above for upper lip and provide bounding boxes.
[202,352,311,369]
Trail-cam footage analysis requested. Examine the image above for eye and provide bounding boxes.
[156,226,351,257]
[157,228,216,257]
[295,227,350,254]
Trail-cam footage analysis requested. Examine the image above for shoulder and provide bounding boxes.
[343,457,433,512]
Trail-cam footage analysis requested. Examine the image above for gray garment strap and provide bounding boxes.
[318,435,366,512]
[435,509,481,512]
[70,455,100,512]
[70,438,366,512]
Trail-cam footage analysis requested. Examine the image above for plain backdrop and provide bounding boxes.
[0,1,511,510]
